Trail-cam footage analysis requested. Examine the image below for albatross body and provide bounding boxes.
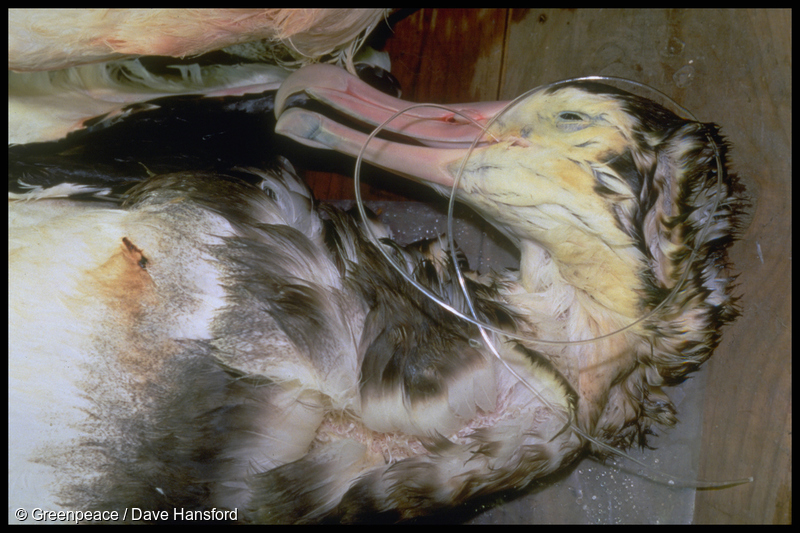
[8,64,742,523]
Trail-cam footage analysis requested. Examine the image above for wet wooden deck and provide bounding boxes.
[303,9,790,524]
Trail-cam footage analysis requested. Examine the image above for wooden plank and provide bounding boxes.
[381,8,507,103]
[686,10,791,525]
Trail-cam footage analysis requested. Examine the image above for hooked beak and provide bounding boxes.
[274,64,509,190]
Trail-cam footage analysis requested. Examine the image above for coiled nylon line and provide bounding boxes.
[352,76,751,488]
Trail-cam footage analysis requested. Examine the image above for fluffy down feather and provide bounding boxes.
[9,9,388,72]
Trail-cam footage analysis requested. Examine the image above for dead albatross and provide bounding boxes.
[8,64,744,523]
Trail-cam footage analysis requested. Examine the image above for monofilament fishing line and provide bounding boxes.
[351,76,750,488]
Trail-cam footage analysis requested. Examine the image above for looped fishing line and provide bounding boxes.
[352,77,751,488]
[354,76,725,347]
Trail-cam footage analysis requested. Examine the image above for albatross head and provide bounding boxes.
[275,64,740,328]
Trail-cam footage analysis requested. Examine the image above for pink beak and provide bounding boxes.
[275,64,509,190]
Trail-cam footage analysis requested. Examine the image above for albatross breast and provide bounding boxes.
[9,160,581,522]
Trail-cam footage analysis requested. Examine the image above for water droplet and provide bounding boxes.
[673,65,696,88]
[664,36,685,56]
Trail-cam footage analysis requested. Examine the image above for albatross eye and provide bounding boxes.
[557,111,591,131]
[559,112,584,121]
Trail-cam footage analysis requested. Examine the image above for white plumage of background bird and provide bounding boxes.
[8,10,751,524]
